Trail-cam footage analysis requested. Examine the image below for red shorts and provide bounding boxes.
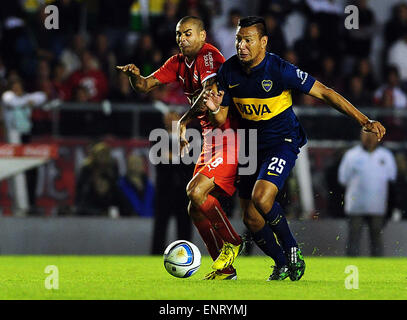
[193,144,238,197]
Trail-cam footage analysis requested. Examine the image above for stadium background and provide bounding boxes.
[0,0,406,259]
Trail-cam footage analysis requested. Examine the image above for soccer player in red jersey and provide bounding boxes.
[117,16,242,280]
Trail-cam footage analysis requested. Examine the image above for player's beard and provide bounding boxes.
[238,56,254,68]
[180,46,197,60]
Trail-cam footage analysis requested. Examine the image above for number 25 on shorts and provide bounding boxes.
[267,157,286,176]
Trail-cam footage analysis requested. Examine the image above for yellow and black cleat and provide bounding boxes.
[203,270,237,280]
[211,242,241,270]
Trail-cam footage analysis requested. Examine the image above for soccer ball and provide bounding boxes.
[163,240,201,278]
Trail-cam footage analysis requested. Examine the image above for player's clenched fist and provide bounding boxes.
[362,120,386,142]
[116,64,141,77]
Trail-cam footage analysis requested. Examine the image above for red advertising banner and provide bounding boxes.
[0,144,59,158]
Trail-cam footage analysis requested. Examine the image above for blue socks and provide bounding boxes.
[264,201,298,252]
[252,224,287,267]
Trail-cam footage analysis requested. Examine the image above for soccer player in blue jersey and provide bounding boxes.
[204,16,386,281]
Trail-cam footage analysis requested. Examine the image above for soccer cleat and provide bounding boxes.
[203,270,237,280]
[287,247,306,281]
[211,242,241,270]
[238,232,253,256]
[267,265,289,281]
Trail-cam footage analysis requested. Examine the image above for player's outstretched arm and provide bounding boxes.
[116,64,161,93]
[308,80,386,141]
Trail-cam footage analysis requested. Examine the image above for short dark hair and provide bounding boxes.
[238,16,267,38]
[178,16,205,31]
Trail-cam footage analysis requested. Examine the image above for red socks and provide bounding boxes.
[192,218,223,261]
[198,195,242,246]
[192,218,236,274]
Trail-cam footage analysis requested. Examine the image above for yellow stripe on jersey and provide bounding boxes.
[232,90,292,121]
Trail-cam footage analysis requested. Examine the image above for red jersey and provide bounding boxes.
[153,43,237,156]
[67,69,108,102]
[154,43,223,104]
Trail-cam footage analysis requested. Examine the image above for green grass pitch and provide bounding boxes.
[0,255,406,300]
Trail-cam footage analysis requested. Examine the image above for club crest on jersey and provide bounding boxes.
[262,80,273,92]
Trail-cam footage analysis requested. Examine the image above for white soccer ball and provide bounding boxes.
[163,240,201,278]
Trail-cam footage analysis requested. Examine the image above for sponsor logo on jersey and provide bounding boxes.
[232,91,292,121]
[235,103,272,117]
[229,83,240,89]
[203,52,214,69]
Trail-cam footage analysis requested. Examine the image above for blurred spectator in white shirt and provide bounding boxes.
[59,33,87,76]
[1,77,47,214]
[338,130,397,256]
[1,78,47,143]
[387,31,407,90]
[212,8,241,60]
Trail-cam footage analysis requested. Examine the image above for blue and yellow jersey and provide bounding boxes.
[217,53,316,151]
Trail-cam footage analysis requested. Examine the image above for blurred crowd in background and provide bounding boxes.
[1,0,407,111]
[0,0,406,227]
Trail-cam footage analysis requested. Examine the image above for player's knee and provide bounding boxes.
[251,191,274,215]
[186,184,205,206]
